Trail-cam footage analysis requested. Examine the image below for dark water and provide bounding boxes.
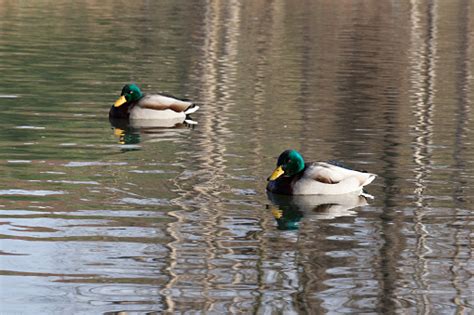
[1,1,473,314]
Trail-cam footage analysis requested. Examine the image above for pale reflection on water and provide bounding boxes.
[1,0,474,314]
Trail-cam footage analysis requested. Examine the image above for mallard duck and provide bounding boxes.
[109,84,199,121]
[267,150,376,195]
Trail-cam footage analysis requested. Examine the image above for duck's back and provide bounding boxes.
[139,94,192,111]
[130,107,186,120]
[293,162,376,195]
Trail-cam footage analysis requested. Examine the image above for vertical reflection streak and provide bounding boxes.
[215,0,242,299]
[163,1,222,311]
[164,0,242,312]
[451,0,472,312]
[409,0,438,313]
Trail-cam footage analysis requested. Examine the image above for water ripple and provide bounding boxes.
[0,189,66,196]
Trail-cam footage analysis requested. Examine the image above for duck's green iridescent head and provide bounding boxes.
[114,84,144,107]
[268,149,305,181]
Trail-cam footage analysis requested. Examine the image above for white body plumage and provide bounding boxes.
[292,162,377,195]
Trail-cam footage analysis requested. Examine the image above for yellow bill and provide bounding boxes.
[114,95,127,107]
[113,128,126,144]
[268,165,284,181]
[113,128,125,137]
[271,207,283,219]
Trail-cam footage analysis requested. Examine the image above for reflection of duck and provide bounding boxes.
[267,150,376,195]
[109,84,199,126]
[268,204,304,230]
[267,192,370,230]
[111,126,141,146]
[109,117,193,145]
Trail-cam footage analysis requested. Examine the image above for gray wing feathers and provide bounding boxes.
[139,95,193,112]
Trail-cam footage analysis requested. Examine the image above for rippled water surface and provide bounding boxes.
[1,1,474,314]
